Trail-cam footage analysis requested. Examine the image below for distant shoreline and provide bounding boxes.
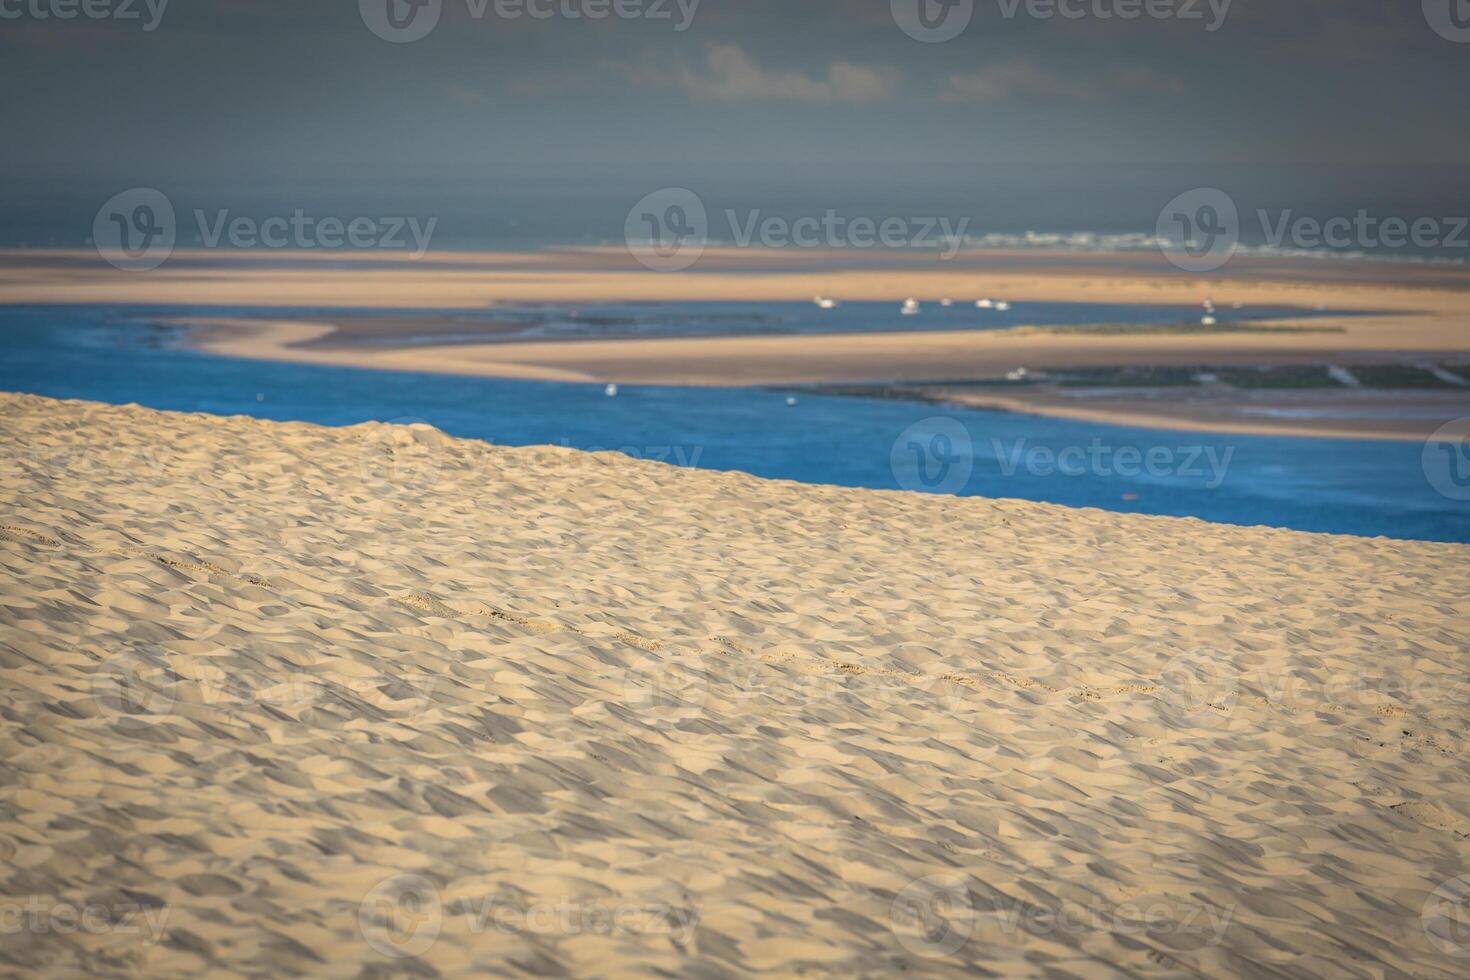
[793,384,1467,443]
[7,247,1470,440]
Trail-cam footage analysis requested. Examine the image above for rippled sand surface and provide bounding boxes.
[1,392,1467,977]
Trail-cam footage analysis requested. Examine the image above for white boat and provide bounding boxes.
[813,296,838,309]
[1005,367,1030,382]
[940,298,953,307]
[901,298,921,316]
[1201,316,1217,326]
[994,301,1011,312]
[975,298,994,309]
[605,383,619,397]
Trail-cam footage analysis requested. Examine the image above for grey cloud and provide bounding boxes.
[615,44,901,104]
[941,58,1184,103]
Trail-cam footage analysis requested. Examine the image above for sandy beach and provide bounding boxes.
[16,1,1470,975]
[7,248,1470,437]
[2,391,1468,976]
[819,385,1470,442]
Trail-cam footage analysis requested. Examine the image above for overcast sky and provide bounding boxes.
[2,0,1467,243]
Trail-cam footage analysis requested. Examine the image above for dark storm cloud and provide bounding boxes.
[0,0,1465,241]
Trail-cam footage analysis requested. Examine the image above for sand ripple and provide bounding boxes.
[1,392,1467,977]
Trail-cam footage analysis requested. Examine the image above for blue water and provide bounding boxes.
[2,305,1465,543]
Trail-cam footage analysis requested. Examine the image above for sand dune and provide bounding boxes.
[1,392,1468,977]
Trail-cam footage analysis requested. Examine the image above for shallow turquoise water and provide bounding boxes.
[2,305,1465,543]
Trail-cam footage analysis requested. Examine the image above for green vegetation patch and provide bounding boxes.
[1213,363,1467,390]
[1004,322,1345,337]
[1213,366,1344,389]
[1053,366,1206,388]
[1348,365,1466,389]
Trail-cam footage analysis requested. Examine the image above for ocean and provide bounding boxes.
[2,304,1466,543]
